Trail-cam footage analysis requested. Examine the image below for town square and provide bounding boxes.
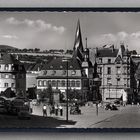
[0,11,139,129]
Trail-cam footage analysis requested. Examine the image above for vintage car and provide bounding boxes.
[70,105,81,115]
[9,98,30,115]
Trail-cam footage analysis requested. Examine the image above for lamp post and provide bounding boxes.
[62,58,69,122]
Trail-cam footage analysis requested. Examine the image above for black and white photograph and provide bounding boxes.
[0,11,140,130]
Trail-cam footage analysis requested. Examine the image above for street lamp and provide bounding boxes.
[62,58,70,122]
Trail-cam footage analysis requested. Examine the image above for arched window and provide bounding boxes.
[57,80,61,87]
[52,80,57,87]
[48,80,51,86]
[71,80,75,87]
[5,64,9,70]
[76,80,80,87]
[43,80,48,87]
[38,80,42,87]
[61,80,66,87]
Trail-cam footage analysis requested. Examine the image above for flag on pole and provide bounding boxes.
[72,20,84,62]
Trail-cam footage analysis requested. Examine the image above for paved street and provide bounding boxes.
[90,105,140,128]
[0,104,139,128]
[31,103,127,128]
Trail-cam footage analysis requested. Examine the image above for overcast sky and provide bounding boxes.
[1,12,140,52]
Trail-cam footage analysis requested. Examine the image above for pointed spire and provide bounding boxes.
[72,19,84,62]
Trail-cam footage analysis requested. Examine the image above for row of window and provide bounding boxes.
[0,74,15,79]
[4,83,15,88]
[0,64,23,71]
[98,66,130,75]
[43,70,77,76]
[107,77,130,86]
[38,80,81,87]
[0,74,25,79]
[98,57,129,64]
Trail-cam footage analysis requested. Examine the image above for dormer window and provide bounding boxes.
[50,65,53,69]
[70,65,73,68]
[60,65,63,69]
[52,70,56,75]
[43,70,47,75]
[71,70,76,75]
[62,70,66,75]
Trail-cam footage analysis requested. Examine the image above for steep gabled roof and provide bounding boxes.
[42,57,81,70]
[97,48,118,57]
[0,53,20,64]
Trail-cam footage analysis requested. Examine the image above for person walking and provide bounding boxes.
[59,105,63,116]
[122,89,127,107]
[43,104,47,117]
[55,105,58,116]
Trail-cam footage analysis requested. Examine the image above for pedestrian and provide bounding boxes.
[30,101,33,114]
[55,105,58,116]
[49,105,54,116]
[59,105,63,116]
[43,104,47,117]
[122,89,127,107]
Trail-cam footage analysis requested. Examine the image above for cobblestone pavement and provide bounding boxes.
[0,103,136,129]
[90,105,140,128]
[31,103,129,128]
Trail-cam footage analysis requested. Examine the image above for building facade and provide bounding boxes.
[96,44,136,102]
[36,20,97,102]
[0,53,26,94]
[36,57,89,100]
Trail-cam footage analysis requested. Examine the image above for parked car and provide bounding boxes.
[70,105,81,115]
[0,96,12,113]
[9,98,30,115]
[105,103,118,111]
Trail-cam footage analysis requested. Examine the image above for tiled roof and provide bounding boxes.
[0,53,20,64]
[97,48,118,57]
[37,76,84,79]
[42,57,81,70]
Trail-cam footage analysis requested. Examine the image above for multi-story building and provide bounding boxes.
[0,53,26,94]
[36,57,89,98]
[24,63,43,90]
[36,20,97,102]
[96,44,136,102]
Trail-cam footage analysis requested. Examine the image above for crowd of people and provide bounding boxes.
[42,104,63,117]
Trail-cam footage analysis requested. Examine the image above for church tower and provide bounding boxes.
[72,19,84,62]
[82,38,90,77]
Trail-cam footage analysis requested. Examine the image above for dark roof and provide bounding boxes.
[0,53,20,64]
[37,76,82,79]
[24,63,45,71]
[42,57,81,70]
[23,63,34,71]
[32,63,44,71]
[97,48,118,57]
